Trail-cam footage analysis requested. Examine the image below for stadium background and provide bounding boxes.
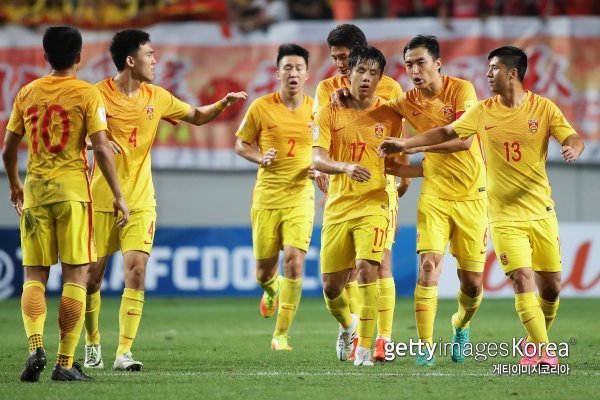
[0,1,598,302]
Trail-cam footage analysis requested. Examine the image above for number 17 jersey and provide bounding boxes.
[91,78,191,211]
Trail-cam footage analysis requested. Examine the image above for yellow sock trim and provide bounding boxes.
[85,290,102,345]
[257,273,280,297]
[274,278,302,336]
[538,295,559,332]
[22,281,47,348]
[414,285,437,345]
[376,278,395,339]
[452,289,483,329]
[324,290,352,329]
[515,292,548,344]
[57,283,86,369]
[357,282,378,348]
[116,288,144,356]
[345,280,359,315]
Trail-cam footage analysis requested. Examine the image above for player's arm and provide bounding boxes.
[403,135,473,154]
[234,138,277,166]
[89,131,129,227]
[561,134,585,163]
[384,153,423,178]
[378,125,458,156]
[313,146,371,182]
[181,91,248,126]
[1,130,24,216]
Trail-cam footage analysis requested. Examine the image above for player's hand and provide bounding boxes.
[343,163,371,182]
[260,148,277,167]
[313,170,329,194]
[396,178,411,198]
[378,137,407,157]
[109,140,123,154]
[113,196,130,228]
[221,91,249,108]
[9,182,23,216]
[561,145,579,163]
[331,87,351,108]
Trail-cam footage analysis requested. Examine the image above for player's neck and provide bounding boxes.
[347,92,376,111]
[278,89,304,110]
[50,66,77,78]
[418,74,444,99]
[498,86,527,109]
[113,72,143,97]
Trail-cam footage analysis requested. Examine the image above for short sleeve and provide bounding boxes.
[85,87,108,137]
[155,85,192,122]
[455,81,478,115]
[313,105,332,151]
[6,91,25,135]
[452,101,483,140]
[547,100,576,144]
[235,100,261,144]
[312,81,331,119]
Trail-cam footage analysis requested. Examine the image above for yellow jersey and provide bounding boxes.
[7,75,107,208]
[387,75,485,200]
[314,100,403,225]
[236,92,315,209]
[452,91,576,222]
[91,78,191,211]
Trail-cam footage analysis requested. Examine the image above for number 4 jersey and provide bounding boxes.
[91,78,191,211]
[452,91,576,223]
[7,75,107,208]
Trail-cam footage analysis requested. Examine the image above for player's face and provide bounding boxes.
[132,42,157,83]
[349,60,382,98]
[330,46,351,76]
[404,47,441,90]
[487,56,510,94]
[277,55,308,95]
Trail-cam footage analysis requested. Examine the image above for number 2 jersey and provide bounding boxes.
[7,75,107,208]
[91,78,191,211]
[452,91,576,222]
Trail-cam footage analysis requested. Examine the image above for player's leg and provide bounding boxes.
[51,201,94,381]
[321,221,357,361]
[84,211,119,369]
[449,199,487,362]
[345,269,359,315]
[19,205,55,382]
[414,195,450,366]
[491,221,549,365]
[352,215,387,367]
[251,208,284,318]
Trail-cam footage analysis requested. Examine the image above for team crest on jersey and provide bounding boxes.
[146,105,155,120]
[442,106,454,121]
[499,253,509,265]
[528,119,539,134]
[375,124,384,138]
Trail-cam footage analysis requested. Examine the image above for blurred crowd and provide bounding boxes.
[1,0,598,30]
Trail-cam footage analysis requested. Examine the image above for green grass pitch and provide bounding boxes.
[1,297,598,399]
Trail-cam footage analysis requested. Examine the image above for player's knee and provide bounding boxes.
[322,282,343,299]
[540,280,561,301]
[283,257,303,279]
[421,258,436,273]
[255,269,275,284]
[86,280,102,294]
[127,264,146,286]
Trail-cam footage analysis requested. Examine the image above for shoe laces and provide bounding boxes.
[455,327,468,342]
[86,346,98,362]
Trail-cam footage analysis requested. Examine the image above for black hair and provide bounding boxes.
[326,24,367,50]
[110,29,151,71]
[348,46,386,76]
[276,43,310,68]
[403,35,440,60]
[488,46,528,81]
[42,26,82,70]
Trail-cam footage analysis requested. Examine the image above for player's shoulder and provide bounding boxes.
[252,92,279,109]
[380,75,400,88]
[445,75,474,90]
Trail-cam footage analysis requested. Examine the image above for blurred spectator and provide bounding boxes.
[547,0,600,15]
[230,0,290,33]
[289,0,332,19]
[439,0,494,29]
[383,0,439,17]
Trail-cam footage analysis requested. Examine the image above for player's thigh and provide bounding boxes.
[416,194,452,254]
[120,207,157,255]
[449,198,488,273]
[352,215,388,266]
[94,210,120,258]
[384,190,398,251]
[20,205,57,267]
[281,204,315,253]
[490,221,532,275]
[531,217,562,273]
[251,208,283,259]
[53,201,96,265]
[320,221,356,274]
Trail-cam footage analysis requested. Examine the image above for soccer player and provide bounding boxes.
[313,46,407,366]
[385,35,487,365]
[83,29,247,371]
[313,23,409,362]
[379,46,585,365]
[2,26,129,382]
[235,44,314,351]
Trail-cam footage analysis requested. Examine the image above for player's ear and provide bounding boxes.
[126,55,135,68]
[435,57,442,71]
[276,69,281,81]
